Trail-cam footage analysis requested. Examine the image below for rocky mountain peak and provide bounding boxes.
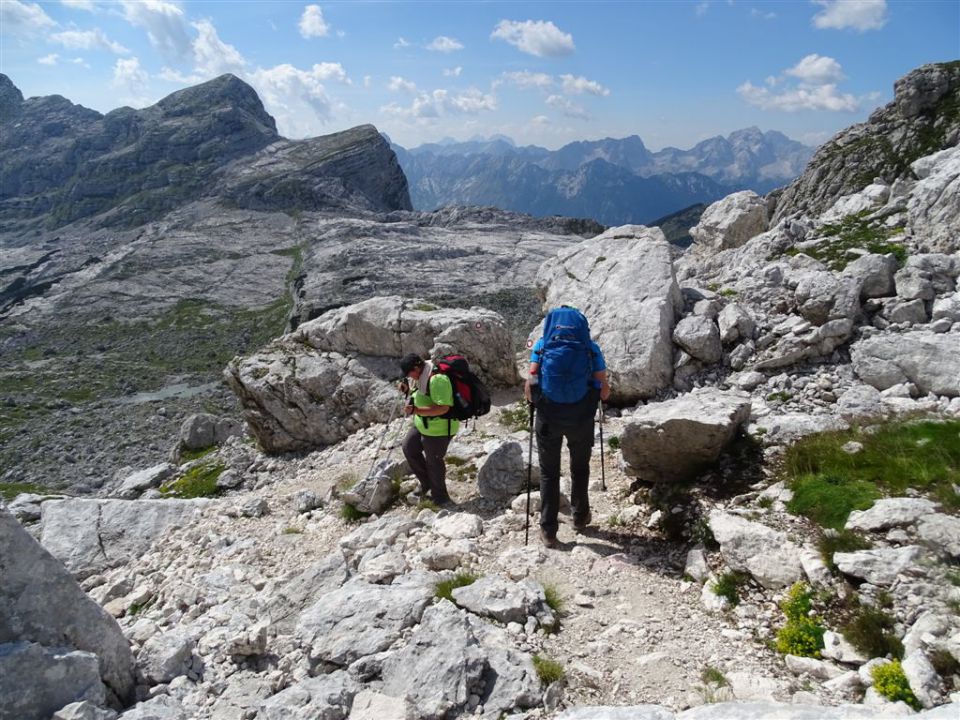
[773,61,960,223]
[155,73,277,135]
[0,73,24,121]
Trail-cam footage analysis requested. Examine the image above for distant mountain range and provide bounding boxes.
[393,129,814,226]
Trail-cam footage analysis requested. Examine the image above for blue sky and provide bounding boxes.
[1,1,957,150]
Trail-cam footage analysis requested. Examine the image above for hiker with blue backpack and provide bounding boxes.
[524,306,610,548]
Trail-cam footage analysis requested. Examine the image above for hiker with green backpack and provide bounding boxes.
[524,307,610,548]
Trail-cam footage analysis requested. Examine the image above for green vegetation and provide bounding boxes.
[606,435,620,451]
[449,462,478,483]
[532,655,565,685]
[872,660,921,710]
[435,572,478,602]
[766,391,793,404]
[784,419,960,528]
[719,288,738,298]
[819,530,873,570]
[786,211,907,271]
[160,461,225,499]
[416,498,440,512]
[499,402,531,433]
[179,446,217,463]
[701,666,729,687]
[127,597,156,617]
[542,583,564,614]
[0,481,50,501]
[412,302,438,312]
[340,503,371,523]
[606,514,625,528]
[842,604,903,659]
[710,571,747,607]
[775,582,825,658]
[282,527,303,535]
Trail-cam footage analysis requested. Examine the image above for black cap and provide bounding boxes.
[399,353,424,374]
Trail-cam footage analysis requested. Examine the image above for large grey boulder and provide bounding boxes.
[907,146,960,253]
[0,643,104,720]
[620,389,751,482]
[834,546,924,586]
[843,254,898,299]
[225,297,516,453]
[845,498,940,532]
[464,615,540,716]
[257,671,358,720]
[476,441,525,503]
[673,315,722,363]
[40,498,209,579]
[708,510,803,589]
[261,553,351,633]
[379,601,487,720]
[717,303,756,345]
[114,464,175,500]
[176,413,243,452]
[793,270,861,326]
[916,514,960,559]
[296,580,433,667]
[689,191,769,251]
[851,331,960,397]
[341,458,403,514]
[0,509,135,706]
[534,224,683,403]
[138,628,195,685]
[451,576,554,627]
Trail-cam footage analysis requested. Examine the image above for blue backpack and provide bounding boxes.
[538,306,595,404]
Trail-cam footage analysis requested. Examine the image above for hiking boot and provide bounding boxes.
[540,529,559,549]
[574,510,592,530]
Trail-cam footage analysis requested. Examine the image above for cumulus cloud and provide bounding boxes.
[1,1,56,32]
[381,87,497,120]
[546,94,589,119]
[191,19,245,77]
[61,0,96,10]
[490,19,574,57]
[497,70,554,90]
[50,28,130,54]
[531,114,550,126]
[247,63,337,136]
[443,66,462,77]
[737,81,858,111]
[785,54,845,85]
[388,76,418,93]
[739,54,860,112]
[38,53,59,65]
[426,35,463,52]
[394,37,410,48]
[299,4,330,38]
[120,0,192,60]
[560,74,609,96]
[811,0,887,32]
[112,56,152,106]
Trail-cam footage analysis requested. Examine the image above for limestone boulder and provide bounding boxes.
[845,498,940,532]
[916,514,960,559]
[226,297,516,453]
[40,498,209,579]
[907,146,960,253]
[842,253,898,299]
[793,270,861,326]
[0,643,104,720]
[833,546,924,586]
[689,191,769,251]
[257,670,358,720]
[851,331,960,397]
[534,224,683,404]
[620,389,751,482]
[0,509,135,706]
[451,576,554,626]
[717,303,756,345]
[176,413,243,452]
[673,315,722,364]
[708,510,803,589]
[477,441,525,504]
[114,463,175,500]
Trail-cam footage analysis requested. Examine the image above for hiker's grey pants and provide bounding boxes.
[535,414,594,535]
[402,426,452,503]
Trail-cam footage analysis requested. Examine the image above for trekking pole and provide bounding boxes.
[525,400,534,547]
[598,401,606,492]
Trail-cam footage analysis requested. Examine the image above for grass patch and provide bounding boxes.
[819,529,873,570]
[607,435,620,451]
[445,455,470,467]
[775,582,825,658]
[542,583,564,613]
[783,419,960,528]
[947,569,960,587]
[532,655,565,685]
[435,572,478,602]
[0,481,50,501]
[340,502,371,523]
[842,604,903,660]
[872,660,921,710]
[160,461,225,499]
[701,666,729,687]
[449,462,477,483]
[179,445,217,463]
[710,571,747,607]
[787,211,907,271]
[416,498,440,512]
[499,402,531,433]
[282,527,303,535]
[766,391,793,404]
[607,514,625,527]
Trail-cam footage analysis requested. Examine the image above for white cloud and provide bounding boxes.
[498,70,554,90]
[394,37,410,48]
[1,1,56,32]
[191,19,245,77]
[443,66,462,77]
[531,114,550,126]
[811,0,887,32]
[381,87,497,119]
[546,94,589,119]
[560,74,609,96]
[490,19,574,57]
[158,66,203,84]
[248,63,335,137]
[426,35,463,52]
[785,54,845,85]
[112,56,152,106]
[299,4,330,38]
[38,53,59,65]
[61,0,96,10]
[388,76,418,93]
[120,0,192,60]
[70,56,90,67]
[363,75,372,88]
[737,81,858,111]
[695,2,710,17]
[750,8,777,20]
[50,28,130,54]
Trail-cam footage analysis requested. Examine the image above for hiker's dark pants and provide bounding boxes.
[536,413,594,535]
[402,426,452,503]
